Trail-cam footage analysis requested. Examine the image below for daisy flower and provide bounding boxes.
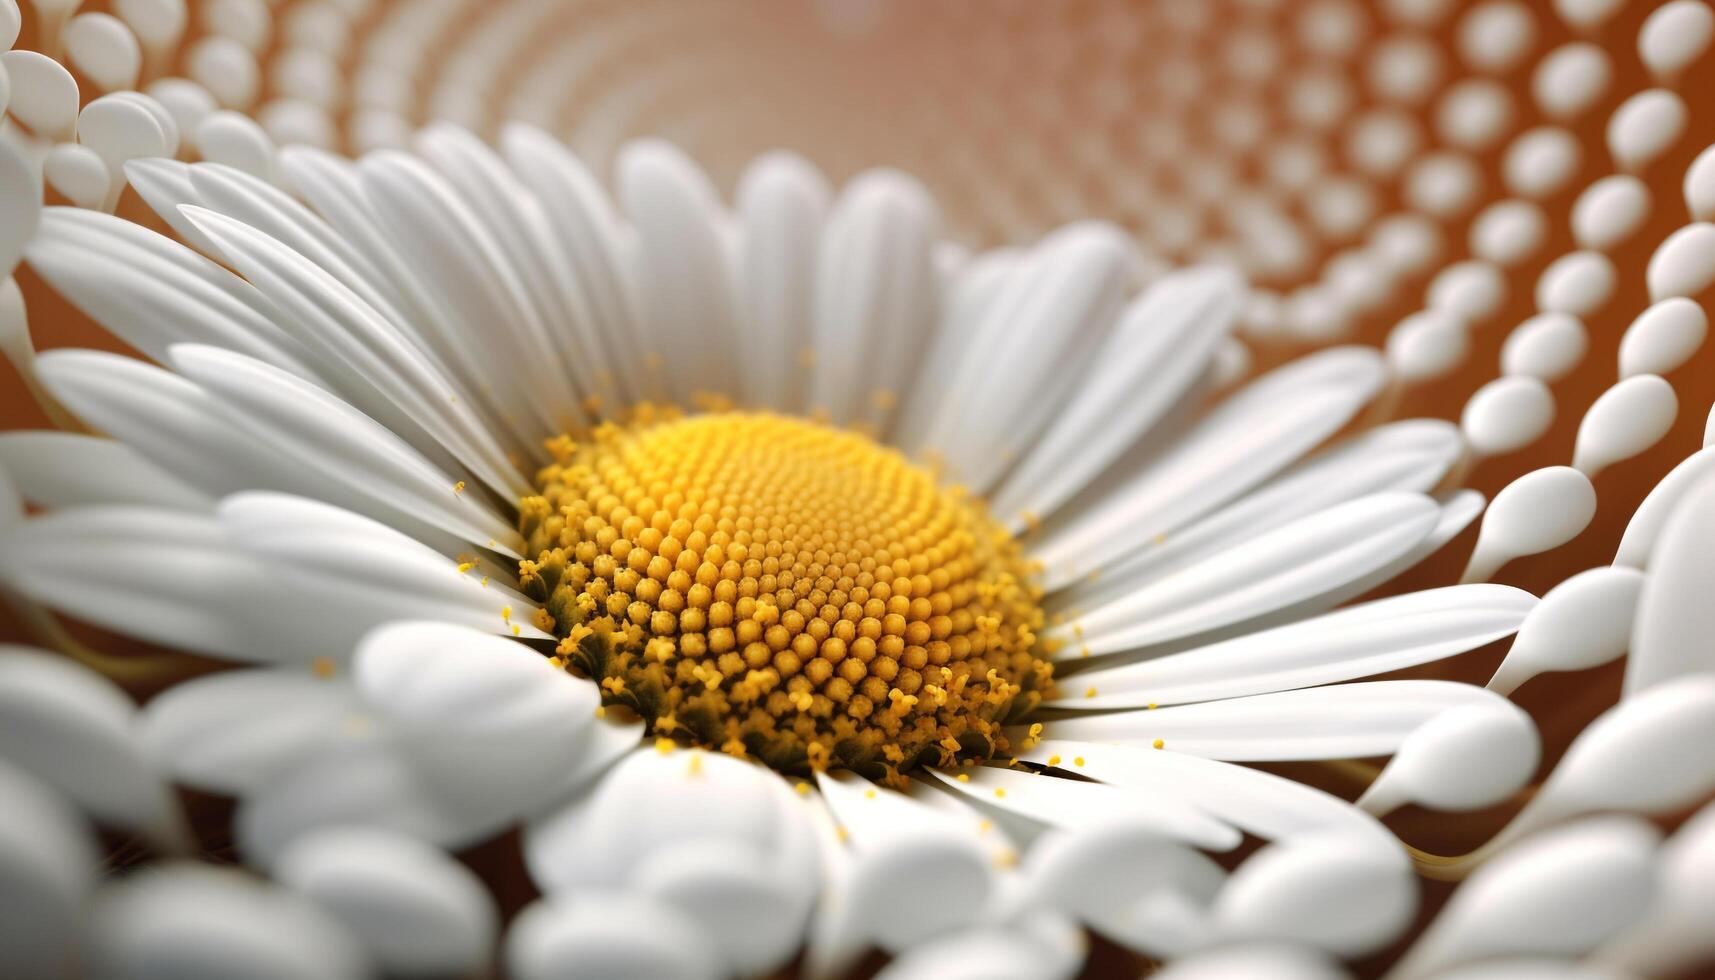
[3,123,1539,975]
[2,0,1715,978]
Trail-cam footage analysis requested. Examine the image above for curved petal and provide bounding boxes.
[0,431,210,511]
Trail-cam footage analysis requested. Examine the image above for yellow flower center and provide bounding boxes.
[517,408,1051,782]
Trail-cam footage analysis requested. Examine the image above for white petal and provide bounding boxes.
[1487,565,1644,694]
[506,893,722,980]
[918,223,1135,492]
[1015,822,1225,959]
[500,124,646,402]
[1626,468,1715,695]
[1572,374,1677,479]
[178,203,529,501]
[415,124,608,417]
[0,431,210,510]
[992,266,1244,527]
[1460,466,1596,583]
[1613,444,1715,568]
[1033,347,1386,590]
[1483,674,1715,855]
[617,139,741,402]
[1,125,42,278]
[121,155,224,255]
[220,493,547,640]
[0,648,181,842]
[352,621,594,810]
[817,769,993,952]
[168,343,523,556]
[924,765,1240,851]
[1354,697,1540,814]
[0,759,98,979]
[1047,681,1530,767]
[1212,833,1416,958]
[357,150,571,440]
[87,864,367,980]
[22,206,317,379]
[1596,800,1715,974]
[1390,817,1659,979]
[1052,493,1440,658]
[235,724,520,864]
[141,667,359,796]
[274,826,497,980]
[1055,585,1533,708]
[1018,739,1394,845]
[0,507,341,663]
[810,168,938,428]
[524,747,814,973]
[1151,945,1348,980]
[872,923,1084,980]
[33,348,320,501]
[735,151,827,411]
[1056,419,1462,612]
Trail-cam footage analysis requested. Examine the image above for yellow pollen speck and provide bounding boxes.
[654,737,676,755]
[686,751,704,777]
[453,481,466,495]
[795,781,811,796]
[994,849,1018,868]
[957,773,970,782]
[594,706,606,719]
[993,787,1006,799]
[1147,703,1157,710]
[517,410,1052,779]
[978,819,992,833]
[1152,739,1165,750]
[1047,754,1062,766]
[456,561,476,573]
[1084,686,1097,699]
[864,789,877,799]
[1073,756,1085,767]
[311,656,336,679]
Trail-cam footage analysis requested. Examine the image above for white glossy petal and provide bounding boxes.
[872,922,1085,980]
[1627,470,1715,695]
[1639,1,1715,77]
[1055,586,1533,708]
[617,139,741,403]
[220,493,547,640]
[1619,297,1706,377]
[0,93,43,277]
[1461,375,1554,457]
[1391,817,1658,979]
[810,168,937,428]
[22,207,315,378]
[1572,375,1677,479]
[168,344,523,556]
[1057,420,1462,612]
[1152,945,1348,980]
[0,431,210,511]
[1614,445,1715,568]
[142,667,359,796]
[506,893,721,980]
[1034,347,1386,590]
[179,202,528,501]
[1647,223,1715,302]
[992,266,1243,526]
[1051,493,1440,658]
[1607,89,1687,172]
[735,151,827,412]
[353,621,594,813]
[1500,311,1586,382]
[1355,696,1539,814]
[87,864,367,980]
[1596,800,1715,974]
[1534,250,1614,318]
[0,759,98,979]
[1051,682,1531,779]
[917,223,1135,492]
[275,826,497,980]
[925,765,1241,851]
[1687,143,1715,221]
[1572,175,1650,252]
[1019,739,1393,845]
[526,748,813,974]
[1386,309,1468,382]
[1212,833,1415,958]
[1486,675,1715,853]
[1461,467,1595,583]
[1487,566,1644,694]
[0,648,181,843]
[817,769,994,951]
